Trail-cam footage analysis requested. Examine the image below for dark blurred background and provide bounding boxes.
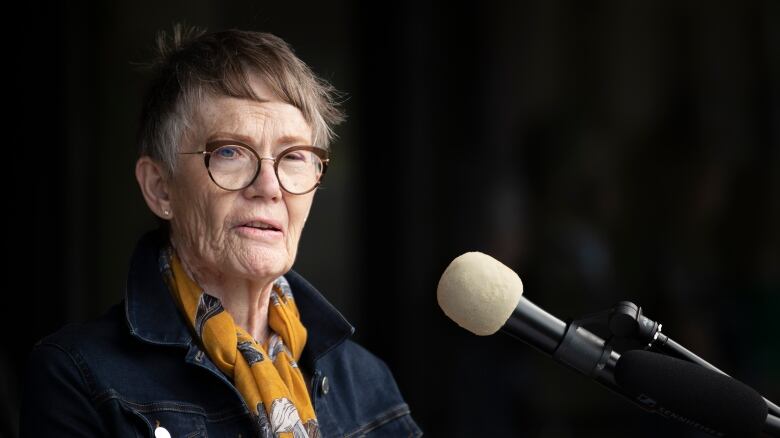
[6,0,779,437]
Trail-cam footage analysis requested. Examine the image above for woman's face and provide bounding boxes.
[167,77,316,285]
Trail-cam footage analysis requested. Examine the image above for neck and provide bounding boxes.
[209,276,275,345]
[173,244,276,345]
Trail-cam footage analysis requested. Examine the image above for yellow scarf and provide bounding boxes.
[160,245,319,437]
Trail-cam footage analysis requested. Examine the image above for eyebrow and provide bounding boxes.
[206,132,310,147]
[276,135,311,146]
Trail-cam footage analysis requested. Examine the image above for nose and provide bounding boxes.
[245,157,282,200]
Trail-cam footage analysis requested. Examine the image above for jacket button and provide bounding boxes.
[321,376,330,395]
[154,426,171,438]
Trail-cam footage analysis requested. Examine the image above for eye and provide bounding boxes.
[282,151,307,162]
[216,147,236,158]
[214,145,244,159]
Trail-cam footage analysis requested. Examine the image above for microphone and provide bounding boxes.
[437,252,611,376]
[437,251,780,436]
[615,349,768,437]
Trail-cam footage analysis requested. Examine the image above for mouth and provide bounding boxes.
[234,217,284,240]
[240,220,282,232]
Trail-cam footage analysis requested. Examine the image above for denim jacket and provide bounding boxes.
[20,229,422,437]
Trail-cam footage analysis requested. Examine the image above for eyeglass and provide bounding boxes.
[178,140,329,195]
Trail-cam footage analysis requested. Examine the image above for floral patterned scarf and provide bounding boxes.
[160,245,318,437]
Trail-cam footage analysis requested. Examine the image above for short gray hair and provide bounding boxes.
[137,24,346,176]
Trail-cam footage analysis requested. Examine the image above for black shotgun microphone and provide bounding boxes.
[615,350,768,437]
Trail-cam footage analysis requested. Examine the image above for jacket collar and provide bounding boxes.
[124,228,355,365]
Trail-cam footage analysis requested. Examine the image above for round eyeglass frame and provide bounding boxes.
[178,140,330,195]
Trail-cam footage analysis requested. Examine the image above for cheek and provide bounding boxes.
[170,185,231,258]
[284,194,314,248]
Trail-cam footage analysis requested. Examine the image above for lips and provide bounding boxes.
[234,217,284,233]
[243,221,281,231]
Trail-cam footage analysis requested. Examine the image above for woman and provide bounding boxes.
[21,26,422,438]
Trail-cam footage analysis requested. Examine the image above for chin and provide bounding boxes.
[235,251,291,280]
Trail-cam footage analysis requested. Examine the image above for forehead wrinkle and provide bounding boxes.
[203,98,313,150]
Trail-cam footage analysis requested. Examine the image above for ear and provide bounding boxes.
[135,156,174,220]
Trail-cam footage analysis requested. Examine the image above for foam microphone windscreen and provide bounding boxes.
[615,349,767,436]
[437,252,523,336]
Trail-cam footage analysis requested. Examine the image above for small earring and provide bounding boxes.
[163,209,170,216]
